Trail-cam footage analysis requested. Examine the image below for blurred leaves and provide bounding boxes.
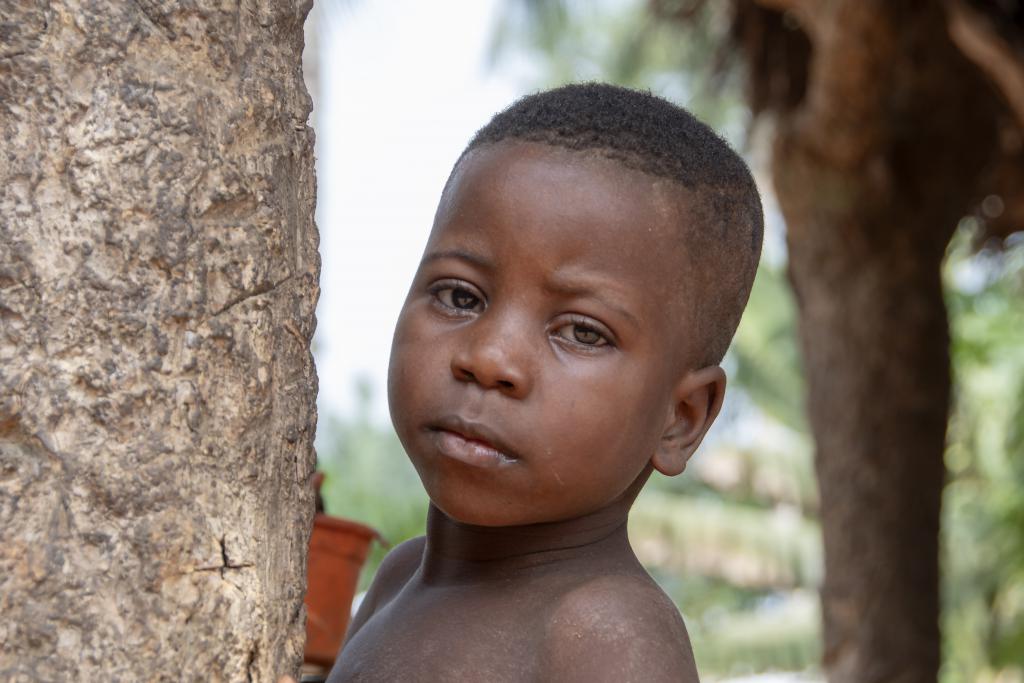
[941,227,1024,683]
[489,0,747,141]
[631,490,821,591]
[731,264,807,433]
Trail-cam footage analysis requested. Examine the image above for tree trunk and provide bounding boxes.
[0,2,319,681]
[765,3,999,681]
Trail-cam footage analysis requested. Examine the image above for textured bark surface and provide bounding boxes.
[0,1,318,681]
[761,2,1000,681]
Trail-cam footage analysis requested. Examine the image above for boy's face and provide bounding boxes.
[388,141,700,527]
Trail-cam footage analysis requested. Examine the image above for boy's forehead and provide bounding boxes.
[448,141,681,208]
[436,141,692,251]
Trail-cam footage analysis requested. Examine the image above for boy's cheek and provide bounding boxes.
[392,302,449,353]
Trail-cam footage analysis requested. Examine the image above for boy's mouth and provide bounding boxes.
[427,416,520,468]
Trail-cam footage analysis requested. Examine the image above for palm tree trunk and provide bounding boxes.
[0,2,319,680]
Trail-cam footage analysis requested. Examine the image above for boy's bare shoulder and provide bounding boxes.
[343,536,425,641]
[373,535,426,589]
[540,573,699,683]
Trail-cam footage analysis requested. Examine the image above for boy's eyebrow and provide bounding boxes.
[542,275,641,329]
[420,248,493,271]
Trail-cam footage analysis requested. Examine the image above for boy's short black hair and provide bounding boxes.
[461,82,763,366]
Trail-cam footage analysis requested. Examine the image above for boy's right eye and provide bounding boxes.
[429,281,485,314]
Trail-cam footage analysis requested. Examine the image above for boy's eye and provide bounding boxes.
[431,282,484,313]
[554,321,610,348]
[450,288,479,310]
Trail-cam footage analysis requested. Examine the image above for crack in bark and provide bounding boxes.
[206,274,297,320]
[130,0,176,42]
[191,536,255,574]
[282,320,306,345]
[244,642,258,683]
[216,535,255,573]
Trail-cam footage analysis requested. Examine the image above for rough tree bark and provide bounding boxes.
[735,1,1009,681]
[0,1,319,681]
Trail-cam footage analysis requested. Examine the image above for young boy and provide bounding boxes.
[328,83,762,682]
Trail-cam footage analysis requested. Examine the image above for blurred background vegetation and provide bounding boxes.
[312,1,1024,680]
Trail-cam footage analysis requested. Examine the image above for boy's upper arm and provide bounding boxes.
[539,576,699,683]
[342,536,425,645]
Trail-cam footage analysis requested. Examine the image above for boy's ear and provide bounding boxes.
[651,366,726,477]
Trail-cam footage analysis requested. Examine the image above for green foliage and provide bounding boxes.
[731,264,807,433]
[489,0,746,140]
[688,589,821,678]
[941,227,1024,683]
[631,489,821,591]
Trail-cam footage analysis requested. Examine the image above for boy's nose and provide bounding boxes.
[450,318,532,399]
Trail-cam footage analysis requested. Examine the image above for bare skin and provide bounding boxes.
[325,141,725,682]
[329,501,697,682]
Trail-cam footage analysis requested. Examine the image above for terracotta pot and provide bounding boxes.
[304,513,378,667]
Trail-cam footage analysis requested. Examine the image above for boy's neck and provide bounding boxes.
[418,468,651,584]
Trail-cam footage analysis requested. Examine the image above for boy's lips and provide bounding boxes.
[427,416,520,468]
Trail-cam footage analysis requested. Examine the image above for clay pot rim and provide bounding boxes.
[314,513,380,541]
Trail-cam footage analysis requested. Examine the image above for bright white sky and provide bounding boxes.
[312,1,520,426]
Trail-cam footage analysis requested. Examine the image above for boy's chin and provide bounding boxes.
[429,495,572,528]
[428,495,604,529]
[431,498,530,528]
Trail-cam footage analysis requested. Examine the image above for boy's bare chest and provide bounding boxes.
[328,584,551,682]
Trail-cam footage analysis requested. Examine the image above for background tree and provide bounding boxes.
[0,2,318,680]
[707,3,1022,681]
